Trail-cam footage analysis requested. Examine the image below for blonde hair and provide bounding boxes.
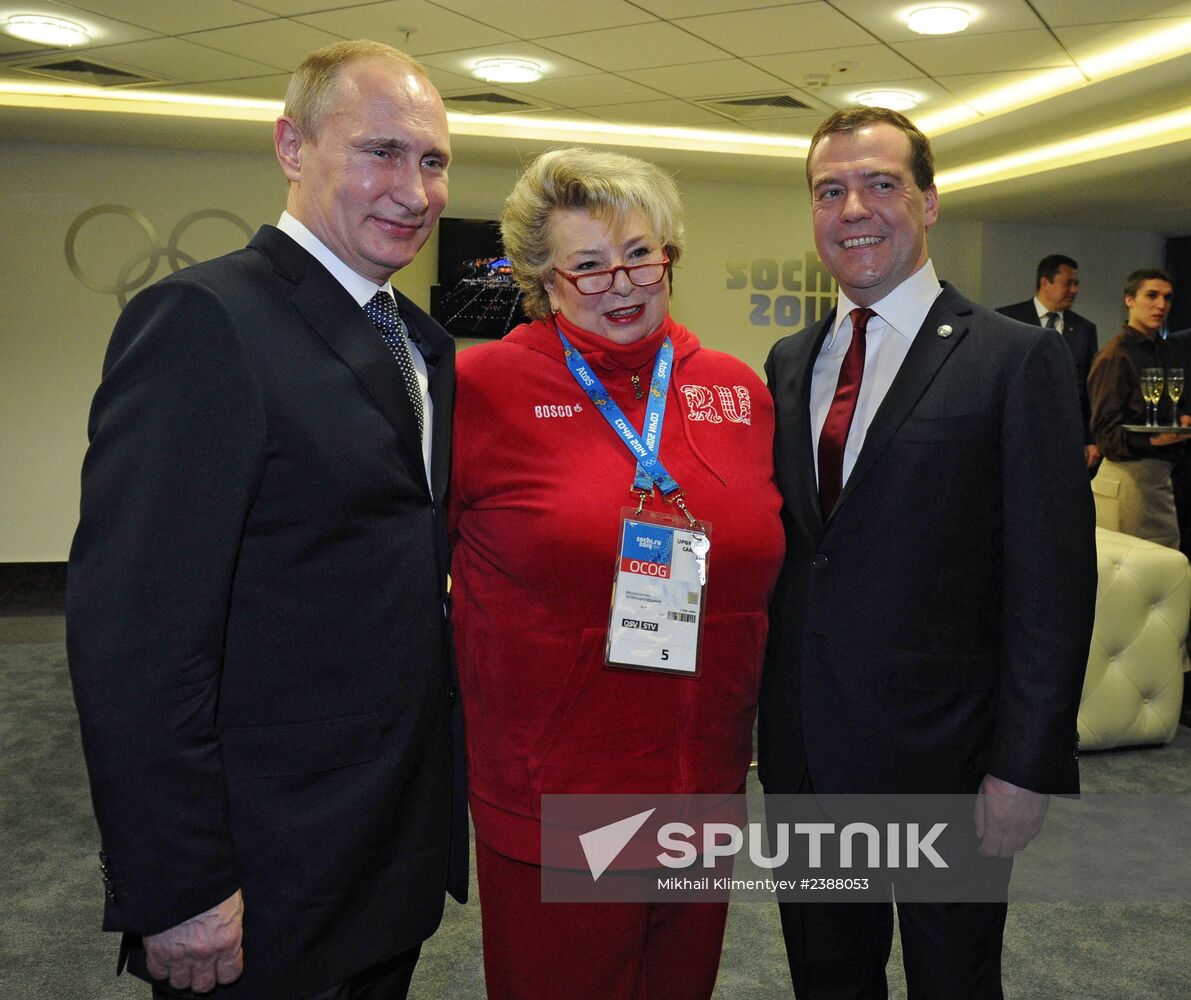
[284,39,429,138]
[500,147,686,320]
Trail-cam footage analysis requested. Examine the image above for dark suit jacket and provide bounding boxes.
[760,284,1096,797]
[67,226,467,996]
[996,299,1098,443]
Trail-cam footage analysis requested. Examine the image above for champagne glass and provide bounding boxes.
[1141,368,1164,427]
[1150,369,1166,426]
[1167,367,1184,425]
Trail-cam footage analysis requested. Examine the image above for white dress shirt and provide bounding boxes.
[810,260,944,489]
[1031,295,1064,334]
[276,211,432,483]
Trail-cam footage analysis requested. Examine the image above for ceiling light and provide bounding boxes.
[855,90,919,111]
[3,14,91,46]
[907,6,970,36]
[472,58,542,84]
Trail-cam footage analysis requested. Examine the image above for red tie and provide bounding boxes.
[818,307,874,516]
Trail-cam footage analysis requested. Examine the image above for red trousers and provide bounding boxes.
[475,840,730,1000]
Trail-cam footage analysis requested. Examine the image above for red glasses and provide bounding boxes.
[551,257,671,295]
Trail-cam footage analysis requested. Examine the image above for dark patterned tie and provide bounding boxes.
[364,291,424,436]
[818,307,875,517]
[1044,311,1060,330]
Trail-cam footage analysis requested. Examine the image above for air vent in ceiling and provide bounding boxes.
[14,58,162,88]
[697,91,824,121]
[443,91,546,115]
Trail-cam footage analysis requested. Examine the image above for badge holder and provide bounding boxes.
[605,504,711,677]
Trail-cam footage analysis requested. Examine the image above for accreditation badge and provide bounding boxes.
[606,507,710,676]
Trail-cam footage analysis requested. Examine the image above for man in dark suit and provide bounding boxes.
[997,254,1101,470]
[761,105,1096,999]
[67,40,465,999]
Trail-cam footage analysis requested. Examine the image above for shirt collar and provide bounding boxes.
[827,258,942,349]
[1123,323,1160,344]
[1032,296,1057,321]
[276,211,391,308]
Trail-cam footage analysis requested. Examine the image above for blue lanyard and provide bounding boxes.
[558,328,679,495]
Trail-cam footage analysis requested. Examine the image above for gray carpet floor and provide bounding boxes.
[3,614,1189,999]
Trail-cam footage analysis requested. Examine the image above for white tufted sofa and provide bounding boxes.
[1079,527,1190,751]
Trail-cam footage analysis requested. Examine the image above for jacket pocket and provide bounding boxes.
[221,712,381,779]
[1090,476,1121,500]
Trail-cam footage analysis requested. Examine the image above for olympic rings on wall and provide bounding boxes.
[65,205,254,308]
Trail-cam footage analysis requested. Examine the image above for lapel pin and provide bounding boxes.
[937,324,953,338]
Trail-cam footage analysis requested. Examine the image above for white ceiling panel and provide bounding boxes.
[3,0,1191,230]
[891,30,1074,76]
[619,59,790,100]
[934,68,1078,104]
[753,44,923,89]
[185,20,345,72]
[294,0,514,55]
[674,3,874,58]
[0,1,158,49]
[536,22,725,72]
[0,33,46,56]
[815,77,964,113]
[1030,0,1191,25]
[500,71,659,108]
[233,0,377,13]
[427,0,655,38]
[486,106,603,122]
[583,98,736,127]
[415,65,483,95]
[418,41,602,81]
[1057,18,1191,66]
[630,0,804,17]
[831,0,1044,42]
[61,0,269,34]
[159,73,290,100]
[736,108,829,133]
[81,37,281,82]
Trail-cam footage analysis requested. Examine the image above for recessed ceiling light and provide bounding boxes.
[3,14,91,46]
[472,58,542,84]
[855,90,919,111]
[907,6,970,36]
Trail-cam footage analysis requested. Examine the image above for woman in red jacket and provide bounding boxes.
[449,147,785,999]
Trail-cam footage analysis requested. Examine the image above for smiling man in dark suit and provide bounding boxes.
[997,254,1101,470]
[67,40,465,999]
[761,106,1096,999]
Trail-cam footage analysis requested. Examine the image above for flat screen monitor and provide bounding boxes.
[430,217,527,339]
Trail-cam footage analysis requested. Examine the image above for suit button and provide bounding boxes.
[811,554,827,568]
[447,686,458,704]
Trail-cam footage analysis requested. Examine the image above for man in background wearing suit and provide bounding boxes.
[67,40,465,999]
[997,254,1101,470]
[761,106,1096,999]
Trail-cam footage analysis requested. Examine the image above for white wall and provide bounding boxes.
[0,137,1168,561]
[926,218,984,299]
[974,221,1166,342]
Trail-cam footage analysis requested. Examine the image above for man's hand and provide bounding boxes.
[1149,413,1191,446]
[1149,432,1186,446]
[1084,443,1101,468]
[973,774,1048,857]
[144,889,244,993]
